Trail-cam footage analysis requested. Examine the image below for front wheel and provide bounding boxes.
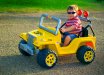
[37,49,57,68]
[76,46,95,64]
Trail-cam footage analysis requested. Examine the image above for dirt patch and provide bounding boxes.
[0,12,104,75]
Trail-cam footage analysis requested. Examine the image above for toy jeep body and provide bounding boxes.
[18,13,96,68]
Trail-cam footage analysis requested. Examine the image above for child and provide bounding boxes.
[60,5,82,46]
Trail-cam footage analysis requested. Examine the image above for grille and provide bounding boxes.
[27,34,35,47]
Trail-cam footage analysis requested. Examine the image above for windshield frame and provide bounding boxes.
[39,14,61,35]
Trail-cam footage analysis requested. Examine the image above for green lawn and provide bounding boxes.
[0,0,104,12]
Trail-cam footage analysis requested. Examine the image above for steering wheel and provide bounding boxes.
[59,22,66,35]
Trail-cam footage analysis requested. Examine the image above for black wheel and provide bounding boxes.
[18,40,31,56]
[76,46,95,64]
[37,49,57,69]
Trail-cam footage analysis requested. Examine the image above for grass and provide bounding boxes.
[0,0,104,13]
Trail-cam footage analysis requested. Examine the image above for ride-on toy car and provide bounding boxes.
[18,10,96,68]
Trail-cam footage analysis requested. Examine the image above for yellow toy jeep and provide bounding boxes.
[18,11,96,68]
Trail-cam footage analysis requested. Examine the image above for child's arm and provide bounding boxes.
[65,25,76,32]
[60,25,75,33]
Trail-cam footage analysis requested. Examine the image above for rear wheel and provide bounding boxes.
[18,40,31,56]
[37,49,57,68]
[76,46,95,64]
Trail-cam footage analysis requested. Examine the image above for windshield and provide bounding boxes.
[39,14,61,35]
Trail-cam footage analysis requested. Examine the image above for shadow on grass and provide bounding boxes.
[0,54,86,75]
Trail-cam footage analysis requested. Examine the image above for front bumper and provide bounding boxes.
[19,43,34,55]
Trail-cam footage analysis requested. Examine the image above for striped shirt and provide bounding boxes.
[65,16,82,34]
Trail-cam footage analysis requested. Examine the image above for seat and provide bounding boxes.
[79,27,88,37]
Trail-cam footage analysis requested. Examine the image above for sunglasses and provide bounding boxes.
[67,12,76,14]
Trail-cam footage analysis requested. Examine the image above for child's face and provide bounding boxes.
[67,9,77,19]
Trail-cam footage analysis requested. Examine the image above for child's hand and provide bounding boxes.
[60,28,66,33]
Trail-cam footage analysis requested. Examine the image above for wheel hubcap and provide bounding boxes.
[84,51,94,62]
[45,54,56,67]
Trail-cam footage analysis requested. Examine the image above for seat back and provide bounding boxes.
[80,27,88,37]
